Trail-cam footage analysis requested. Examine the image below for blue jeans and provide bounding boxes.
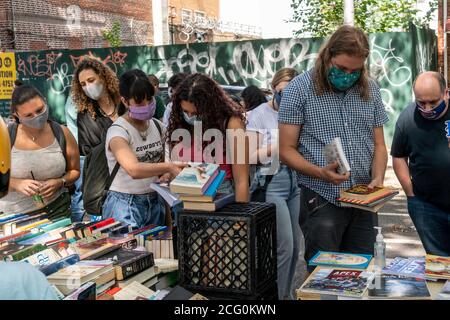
[102,191,165,229]
[71,156,85,222]
[259,165,301,300]
[407,196,450,256]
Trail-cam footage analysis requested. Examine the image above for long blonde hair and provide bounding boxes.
[313,25,371,100]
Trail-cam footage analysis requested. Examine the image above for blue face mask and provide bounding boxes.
[274,91,283,109]
[417,99,448,120]
[328,66,361,91]
[183,112,198,126]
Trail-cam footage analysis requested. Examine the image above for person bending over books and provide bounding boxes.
[166,73,250,202]
[278,26,389,273]
[0,85,80,219]
[102,69,185,228]
[247,68,301,300]
[0,262,58,300]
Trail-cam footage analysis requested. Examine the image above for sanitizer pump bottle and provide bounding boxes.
[374,227,386,272]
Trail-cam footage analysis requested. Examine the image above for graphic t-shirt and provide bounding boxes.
[391,103,450,212]
[106,117,164,195]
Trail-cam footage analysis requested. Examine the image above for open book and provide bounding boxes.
[323,137,351,174]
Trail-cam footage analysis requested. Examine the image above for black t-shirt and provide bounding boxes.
[391,103,450,212]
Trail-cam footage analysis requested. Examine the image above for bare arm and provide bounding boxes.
[392,157,414,197]
[228,116,249,202]
[61,126,80,185]
[109,137,183,180]
[279,123,350,185]
[367,127,388,189]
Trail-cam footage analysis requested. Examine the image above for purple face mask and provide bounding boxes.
[128,101,156,121]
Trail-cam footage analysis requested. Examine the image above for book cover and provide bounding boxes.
[179,170,226,203]
[170,163,220,195]
[0,243,31,261]
[0,230,30,245]
[338,192,399,213]
[323,137,351,174]
[425,255,450,280]
[300,269,374,297]
[63,281,96,300]
[39,254,81,276]
[97,248,155,281]
[150,182,182,207]
[40,218,72,233]
[309,251,373,269]
[117,266,157,288]
[47,260,114,282]
[11,243,47,261]
[113,281,155,300]
[382,257,426,279]
[183,193,235,212]
[339,185,399,203]
[368,274,431,299]
[21,248,61,267]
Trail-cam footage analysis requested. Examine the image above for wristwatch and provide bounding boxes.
[61,177,67,187]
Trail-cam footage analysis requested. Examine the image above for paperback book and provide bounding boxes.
[368,274,431,300]
[382,257,425,279]
[309,251,372,269]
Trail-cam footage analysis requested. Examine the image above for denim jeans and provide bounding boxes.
[300,187,378,274]
[102,191,165,229]
[407,196,450,256]
[258,165,301,300]
[71,156,85,222]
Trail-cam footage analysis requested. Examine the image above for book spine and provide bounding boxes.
[118,253,155,280]
[11,244,46,261]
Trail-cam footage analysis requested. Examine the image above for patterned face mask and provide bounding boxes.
[328,66,361,91]
[417,99,448,120]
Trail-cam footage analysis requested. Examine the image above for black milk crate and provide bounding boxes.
[178,202,277,298]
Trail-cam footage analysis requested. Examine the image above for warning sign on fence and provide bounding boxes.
[0,53,17,100]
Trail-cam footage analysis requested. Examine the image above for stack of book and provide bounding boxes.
[0,213,183,300]
[169,163,234,212]
[337,184,399,213]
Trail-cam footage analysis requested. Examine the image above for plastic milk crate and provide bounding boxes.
[178,202,277,299]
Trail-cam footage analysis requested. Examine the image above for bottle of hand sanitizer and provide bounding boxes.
[374,227,386,272]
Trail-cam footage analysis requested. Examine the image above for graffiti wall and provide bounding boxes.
[1,25,437,144]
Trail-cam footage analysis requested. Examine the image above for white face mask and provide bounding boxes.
[168,87,173,99]
[83,82,104,101]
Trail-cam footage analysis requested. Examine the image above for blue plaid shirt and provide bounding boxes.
[278,69,389,205]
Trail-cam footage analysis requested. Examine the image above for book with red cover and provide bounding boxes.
[86,218,115,233]
[0,230,31,244]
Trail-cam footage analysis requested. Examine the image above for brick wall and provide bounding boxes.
[438,0,450,80]
[0,0,154,51]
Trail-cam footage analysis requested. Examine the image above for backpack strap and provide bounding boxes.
[48,121,68,170]
[152,118,163,138]
[8,122,18,148]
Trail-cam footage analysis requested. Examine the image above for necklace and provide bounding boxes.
[138,122,149,141]
[98,97,117,118]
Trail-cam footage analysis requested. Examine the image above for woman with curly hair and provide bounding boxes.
[167,73,249,202]
[71,57,125,156]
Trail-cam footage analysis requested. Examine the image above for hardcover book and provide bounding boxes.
[339,184,399,203]
[170,163,220,195]
[97,248,155,281]
[182,193,235,212]
[300,268,374,297]
[309,251,373,269]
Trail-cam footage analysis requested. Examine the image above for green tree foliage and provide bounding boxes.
[102,21,122,47]
[291,0,438,37]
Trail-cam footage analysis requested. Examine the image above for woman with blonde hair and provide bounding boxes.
[71,57,125,156]
[247,68,301,300]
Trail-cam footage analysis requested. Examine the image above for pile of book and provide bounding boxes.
[425,254,450,281]
[153,162,235,212]
[299,252,436,300]
[0,215,187,300]
[337,184,399,213]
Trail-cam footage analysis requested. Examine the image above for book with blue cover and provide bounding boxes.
[170,163,220,195]
[382,257,425,279]
[309,251,373,269]
[39,254,81,276]
[179,170,226,202]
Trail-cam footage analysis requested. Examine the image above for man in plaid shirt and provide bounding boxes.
[278,26,389,271]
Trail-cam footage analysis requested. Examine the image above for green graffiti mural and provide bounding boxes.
[1,25,437,144]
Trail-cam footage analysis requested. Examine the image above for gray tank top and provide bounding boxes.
[0,139,66,215]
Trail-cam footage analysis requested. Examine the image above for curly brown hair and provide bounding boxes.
[71,57,121,118]
[167,73,245,149]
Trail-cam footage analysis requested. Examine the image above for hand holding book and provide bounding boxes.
[319,162,351,186]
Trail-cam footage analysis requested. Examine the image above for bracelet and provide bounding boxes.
[61,177,67,187]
